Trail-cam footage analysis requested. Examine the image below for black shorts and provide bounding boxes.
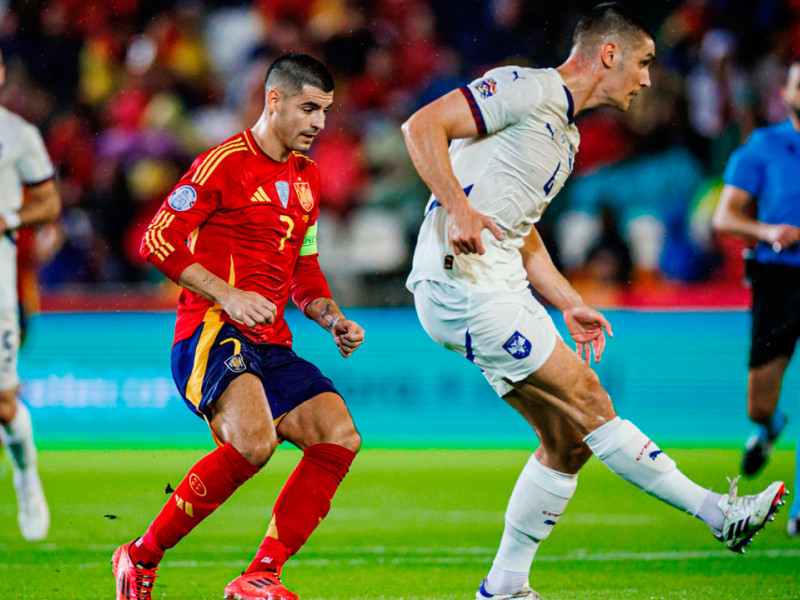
[171,321,339,421]
[749,261,800,368]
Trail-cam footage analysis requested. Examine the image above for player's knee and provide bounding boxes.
[0,390,17,424]
[339,428,361,454]
[571,370,614,425]
[323,424,361,454]
[232,427,278,468]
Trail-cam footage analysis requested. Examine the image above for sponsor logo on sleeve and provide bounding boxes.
[473,78,498,100]
[168,185,198,211]
[503,331,531,359]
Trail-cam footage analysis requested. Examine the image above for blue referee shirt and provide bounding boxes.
[723,119,800,267]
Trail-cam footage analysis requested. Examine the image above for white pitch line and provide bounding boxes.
[2,548,799,570]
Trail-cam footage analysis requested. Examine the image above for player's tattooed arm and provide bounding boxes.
[177,263,277,328]
[306,298,365,357]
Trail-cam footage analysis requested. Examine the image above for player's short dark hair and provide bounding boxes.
[265,53,335,96]
[573,3,654,54]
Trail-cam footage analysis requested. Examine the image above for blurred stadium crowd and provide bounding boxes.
[3,0,800,307]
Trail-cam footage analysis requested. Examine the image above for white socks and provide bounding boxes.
[583,417,723,531]
[1,400,37,476]
[486,455,577,594]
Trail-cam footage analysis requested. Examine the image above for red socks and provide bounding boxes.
[130,443,259,566]
[245,443,356,573]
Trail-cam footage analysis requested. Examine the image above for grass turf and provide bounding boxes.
[0,447,797,600]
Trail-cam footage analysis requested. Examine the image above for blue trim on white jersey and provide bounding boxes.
[563,85,575,124]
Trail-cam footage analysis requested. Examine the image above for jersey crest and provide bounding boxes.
[294,181,314,212]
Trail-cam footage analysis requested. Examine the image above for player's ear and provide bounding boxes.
[266,88,281,112]
[600,41,618,69]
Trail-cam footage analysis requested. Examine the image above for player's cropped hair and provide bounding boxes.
[265,52,335,96]
[573,2,654,54]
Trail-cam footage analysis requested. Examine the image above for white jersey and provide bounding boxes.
[407,66,579,294]
[0,106,54,314]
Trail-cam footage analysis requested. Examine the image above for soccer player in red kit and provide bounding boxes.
[111,53,364,600]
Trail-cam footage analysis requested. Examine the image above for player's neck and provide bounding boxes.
[556,55,602,116]
[249,117,291,162]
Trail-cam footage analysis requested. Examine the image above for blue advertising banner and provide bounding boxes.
[17,308,800,448]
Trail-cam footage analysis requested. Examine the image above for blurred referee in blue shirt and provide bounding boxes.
[713,58,800,536]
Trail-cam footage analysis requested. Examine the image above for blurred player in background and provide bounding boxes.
[403,4,787,598]
[112,53,364,600]
[0,47,61,542]
[713,58,800,536]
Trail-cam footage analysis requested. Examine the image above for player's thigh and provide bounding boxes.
[503,385,591,474]
[415,281,559,395]
[276,391,360,452]
[513,338,616,436]
[210,372,277,465]
[255,345,349,445]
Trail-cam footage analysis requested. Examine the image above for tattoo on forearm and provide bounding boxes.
[309,298,340,331]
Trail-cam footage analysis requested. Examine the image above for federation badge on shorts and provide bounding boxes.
[224,353,246,373]
[294,181,314,212]
[168,185,197,211]
[275,181,290,207]
[503,331,531,359]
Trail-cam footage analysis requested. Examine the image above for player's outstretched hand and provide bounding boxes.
[332,318,364,358]
[563,305,613,365]
[449,203,504,255]
[222,288,277,328]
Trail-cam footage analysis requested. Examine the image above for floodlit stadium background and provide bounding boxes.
[4,0,800,445]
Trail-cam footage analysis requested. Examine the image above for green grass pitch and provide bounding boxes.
[1,447,798,599]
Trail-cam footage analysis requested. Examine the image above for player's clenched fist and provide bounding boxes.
[449,203,504,255]
[222,288,277,328]
[332,319,364,358]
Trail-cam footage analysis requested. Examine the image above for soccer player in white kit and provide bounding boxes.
[0,48,61,541]
[403,5,787,599]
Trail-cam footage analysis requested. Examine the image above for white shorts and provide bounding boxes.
[0,310,19,391]
[413,280,559,397]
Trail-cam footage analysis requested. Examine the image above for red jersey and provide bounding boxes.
[140,129,331,346]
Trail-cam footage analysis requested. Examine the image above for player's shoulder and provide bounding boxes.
[471,65,549,108]
[0,105,38,137]
[745,120,793,148]
[290,151,319,178]
[188,131,253,186]
[290,151,317,168]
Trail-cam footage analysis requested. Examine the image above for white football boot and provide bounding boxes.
[14,468,49,541]
[715,476,787,553]
[476,579,541,600]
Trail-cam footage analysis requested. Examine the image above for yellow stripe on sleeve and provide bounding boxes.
[192,139,245,184]
[197,146,247,186]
